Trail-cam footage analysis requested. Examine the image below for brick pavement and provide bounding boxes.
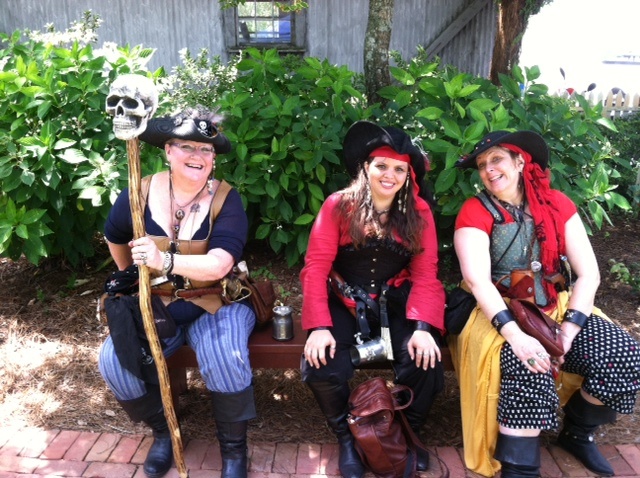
[1,426,640,477]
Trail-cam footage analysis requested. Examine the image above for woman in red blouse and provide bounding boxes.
[299,121,446,478]
[451,130,640,477]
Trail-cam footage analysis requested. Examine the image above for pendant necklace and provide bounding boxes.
[495,196,527,223]
[169,174,208,249]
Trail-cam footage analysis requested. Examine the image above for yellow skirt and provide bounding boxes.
[447,291,591,477]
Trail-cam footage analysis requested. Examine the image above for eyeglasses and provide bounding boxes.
[169,143,215,156]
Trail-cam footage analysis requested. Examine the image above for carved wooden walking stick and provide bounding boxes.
[107,74,188,478]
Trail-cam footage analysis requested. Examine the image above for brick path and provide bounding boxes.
[1,427,640,477]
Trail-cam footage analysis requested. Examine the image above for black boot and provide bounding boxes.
[494,433,540,478]
[211,386,257,478]
[117,388,173,478]
[557,391,616,477]
[307,381,365,478]
[404,408,429,471]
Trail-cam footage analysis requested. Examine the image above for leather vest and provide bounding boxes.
[141,174,232,314]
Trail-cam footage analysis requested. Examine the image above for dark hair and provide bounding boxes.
[337,160,425,254]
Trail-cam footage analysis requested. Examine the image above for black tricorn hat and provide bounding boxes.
[456,130,548,170]
[139,115,231,154]
[342,121,428,195]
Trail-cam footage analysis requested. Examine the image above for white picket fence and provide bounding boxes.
[557,90,640,119]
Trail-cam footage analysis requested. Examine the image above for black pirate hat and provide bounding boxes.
[139,114,231,154]
[456,130,548,170]
[342,121,430,199]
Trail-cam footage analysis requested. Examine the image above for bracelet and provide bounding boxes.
[414,321,432,332]
[491,310,516,333]
[311,326,330,331]
[564,309,588,328]
[161,251,174,275]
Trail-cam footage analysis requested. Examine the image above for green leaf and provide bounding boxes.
[416,106,444,121]
[53,139,77,150]
[265,180,279,199]
[389,67,415,86]
[434,168,457,194]
[15,224,28,239]
[294,213,316,225]
[308,183,324,202]
[59,149,88,164]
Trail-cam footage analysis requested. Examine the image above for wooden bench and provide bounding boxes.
[166,315,452,408]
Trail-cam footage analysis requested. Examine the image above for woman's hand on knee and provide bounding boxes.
[304,330,336,369]
[408,331,441,370]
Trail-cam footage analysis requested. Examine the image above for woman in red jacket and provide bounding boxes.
[299,121,446,478]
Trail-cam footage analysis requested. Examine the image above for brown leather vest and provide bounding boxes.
[141,174,232,314]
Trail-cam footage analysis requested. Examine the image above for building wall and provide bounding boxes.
[0,0,495,77]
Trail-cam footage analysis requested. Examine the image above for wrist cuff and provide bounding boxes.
[414,321,432,332]
[491,310,515,333]
[564,309,589,328]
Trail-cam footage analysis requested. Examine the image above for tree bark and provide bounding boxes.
[489,0,546,84]
[364,0,394,105]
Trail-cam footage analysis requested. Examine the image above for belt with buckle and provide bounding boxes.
[151,285,224,300]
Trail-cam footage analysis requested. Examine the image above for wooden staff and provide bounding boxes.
[126,138,189,478]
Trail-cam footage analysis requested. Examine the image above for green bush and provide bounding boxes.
[603,111,640,211]
[375,52,631,237]
[0,18,161,265]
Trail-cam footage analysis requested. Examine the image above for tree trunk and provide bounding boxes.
[490,0,546,84]
[364,0,394,105]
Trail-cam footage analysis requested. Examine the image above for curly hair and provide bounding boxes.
[337,160,425,254]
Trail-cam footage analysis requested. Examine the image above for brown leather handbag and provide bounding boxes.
[347,377,450,478]
[347,377,416,477]
[508,298,564,357]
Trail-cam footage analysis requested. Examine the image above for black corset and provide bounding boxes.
[333,237,411,293]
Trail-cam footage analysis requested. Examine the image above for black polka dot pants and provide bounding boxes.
[497,314,640,429]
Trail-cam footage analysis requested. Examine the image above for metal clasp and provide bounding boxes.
[221,278,252,302]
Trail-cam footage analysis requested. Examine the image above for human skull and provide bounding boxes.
[106,74,158,140]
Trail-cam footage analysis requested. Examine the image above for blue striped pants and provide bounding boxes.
[99,302,256,401]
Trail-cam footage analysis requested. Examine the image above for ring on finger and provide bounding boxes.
[537,351,550,359]
[527,358,536,366]
[140,252,147,261]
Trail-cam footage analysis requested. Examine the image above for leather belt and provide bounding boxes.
[151,285,223,300]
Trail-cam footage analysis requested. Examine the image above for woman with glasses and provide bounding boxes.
[98,107,256,478]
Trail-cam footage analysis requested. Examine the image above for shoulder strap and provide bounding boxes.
[210,180,232,224]
[140,175,153,210]
[476,190,505,224]
[205,180,233,239]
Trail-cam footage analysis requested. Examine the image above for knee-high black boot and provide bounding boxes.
[494,433,540,478]
[117,387,173,478]
[403,407,429,472]
[307,380,365,478]
[557,390,616,477]
[211,386,257,478]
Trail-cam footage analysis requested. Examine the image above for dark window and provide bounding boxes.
[224,0,306,52]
